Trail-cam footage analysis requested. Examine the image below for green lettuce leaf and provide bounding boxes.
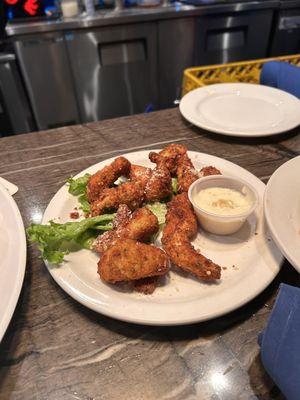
[27,214,115,264]
[172,177,178,194]
[67,173,91,196]
[67,173,91,212]
[78,193,90,213]
[146,202,167,225]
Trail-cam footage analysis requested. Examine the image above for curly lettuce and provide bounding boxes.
[67,173,91,213]
[27,214,115,264]
[146,202,167,225]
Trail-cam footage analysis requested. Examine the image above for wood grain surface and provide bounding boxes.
[0,109,299,400]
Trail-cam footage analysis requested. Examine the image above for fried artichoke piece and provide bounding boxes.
[144,164,172,202]
[87,156,131,203]
[149,144,187,175]
[90,182,144,216]
[199,166,222,177]
[98,239,169,283]
[94,206,159,255]
[162,193,221,281]
[177,153,199,193]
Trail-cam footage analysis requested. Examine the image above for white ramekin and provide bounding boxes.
[188,175,258,235]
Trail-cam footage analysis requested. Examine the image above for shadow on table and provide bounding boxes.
[67,259,300,343]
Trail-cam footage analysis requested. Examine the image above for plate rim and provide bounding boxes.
[264,155,300,272]
[179,83,300,138]
[0,184,27,342]
[42,150,282,326]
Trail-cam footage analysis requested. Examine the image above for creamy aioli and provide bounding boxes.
[194,187,252,216]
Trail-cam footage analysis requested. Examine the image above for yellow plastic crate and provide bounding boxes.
[182,54,300,96]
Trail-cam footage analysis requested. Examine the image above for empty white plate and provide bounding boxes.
[180,83,300,137]
[264,156,300,273]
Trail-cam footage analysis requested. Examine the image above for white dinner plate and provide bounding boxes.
[179,83,300,137]
[264,156,300,273]
[0,184,26,341]
[42,151,283,326]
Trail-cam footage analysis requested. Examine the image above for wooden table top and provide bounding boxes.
[0,108,299,400]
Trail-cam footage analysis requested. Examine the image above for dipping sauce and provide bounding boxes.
[194,187,252,216]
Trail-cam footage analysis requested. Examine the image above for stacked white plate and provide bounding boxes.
[180,83,300,137]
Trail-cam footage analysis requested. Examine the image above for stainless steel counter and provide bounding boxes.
[6,1,279,36]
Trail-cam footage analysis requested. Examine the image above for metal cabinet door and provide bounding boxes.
[270,10,300,56]
[195,10,274,65]
[66,23,158,122]
[14,33,80,130]
[0,53,34,134]
[158,18,196,109]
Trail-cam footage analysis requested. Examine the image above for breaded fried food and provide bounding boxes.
[162,193,221,281]
[94,206,159,255]
[93,204,132,254]
[87,156,131,202]
[149,144,187,175]
[177,153,199,193]
[163,231,221,280]
[129,164,152,188]
[162,193,197,243]
[130,163,172,202]
[112,204,132,229]
[144,164,172,202]
[90,182,144,216]
[134,277,158,295]
[199,166,222,177]
[98,239,169,283]
[95,206,160,294]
